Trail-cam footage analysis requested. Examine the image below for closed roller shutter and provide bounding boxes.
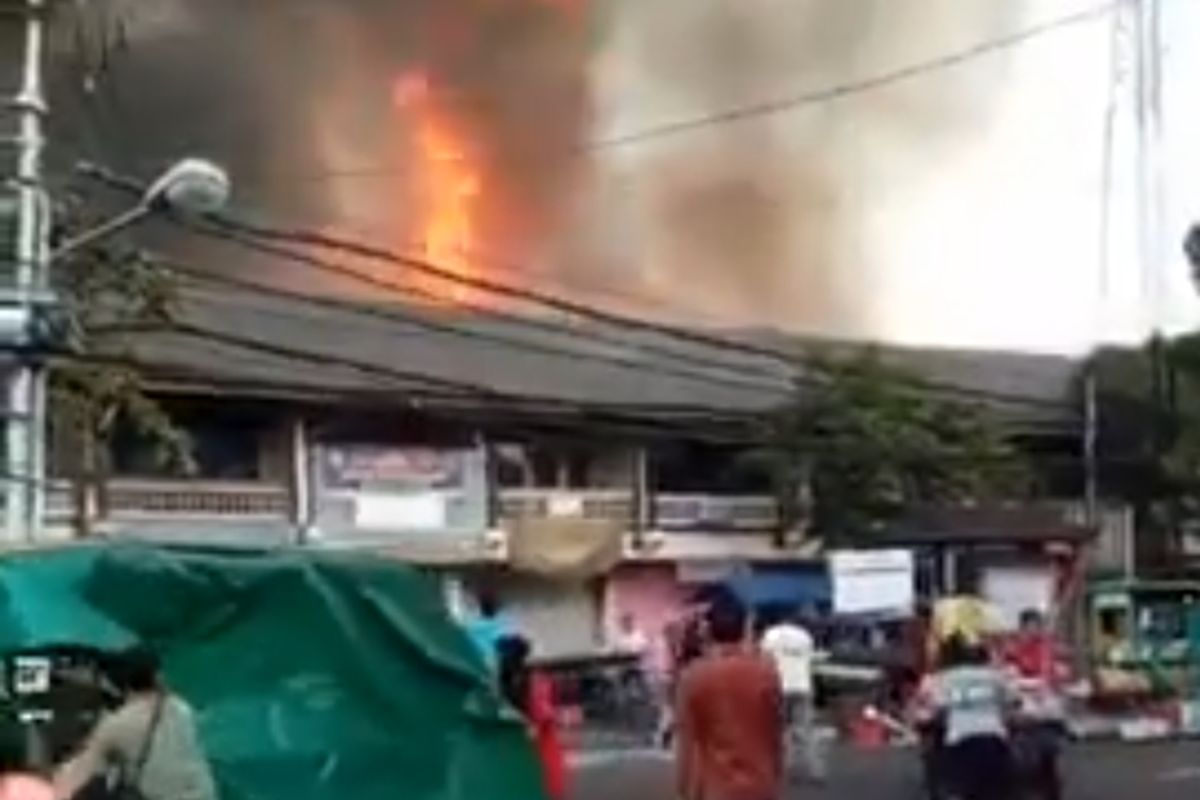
[500,575,602,658]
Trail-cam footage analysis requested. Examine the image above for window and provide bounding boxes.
[111,406,277,481]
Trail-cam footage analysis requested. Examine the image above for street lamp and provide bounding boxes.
[53,158,231,260]
[2,157,230,542]
[0,158,231,344]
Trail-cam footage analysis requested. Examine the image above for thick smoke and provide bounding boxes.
[577,0,1022,334]
[49,0,596,290]
[45,0,1032,336]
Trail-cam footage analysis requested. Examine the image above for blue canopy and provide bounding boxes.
[727,567,830,609]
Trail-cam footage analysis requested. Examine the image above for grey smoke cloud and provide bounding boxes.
[44,0,1028,337]
[580,0,1020,334]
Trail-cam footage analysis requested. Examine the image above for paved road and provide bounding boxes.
[572,741,1200,800]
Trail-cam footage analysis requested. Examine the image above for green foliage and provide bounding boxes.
[1095,334,1200,543]
[50,243,194,492]
[755,348,1027,543]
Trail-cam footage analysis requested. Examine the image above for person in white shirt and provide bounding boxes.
[760,610,825,782]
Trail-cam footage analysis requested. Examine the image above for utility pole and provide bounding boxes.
[2,0,49,543]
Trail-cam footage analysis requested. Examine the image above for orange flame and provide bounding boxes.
[393,71,481,304]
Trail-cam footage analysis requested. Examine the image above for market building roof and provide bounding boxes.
[95,283,1083,431]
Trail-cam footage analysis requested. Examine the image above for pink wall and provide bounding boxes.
[604,564,686,676]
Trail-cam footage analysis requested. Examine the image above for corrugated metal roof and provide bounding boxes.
[93,284,1082,429]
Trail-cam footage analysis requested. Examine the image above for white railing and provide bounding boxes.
[654,494,779,531]
[497,489,780,531]
[103,479,291,519]
[499,489,633,521]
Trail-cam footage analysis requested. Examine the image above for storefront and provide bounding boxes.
[604,560,830,672]
[498,574,605,658]
[604,564,688,674]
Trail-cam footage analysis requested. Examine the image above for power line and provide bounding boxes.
[585,2,1117,152]
[77,162,801,383]
[163,261,795,397]
[195,216,1078,413]
[152,321,770,429]
[196,218,1081,415]
[78,164,1078,413]
[245,1,1116,183]
[169,222,802,389]
[51,347,767,446]
[53,1,1114,188]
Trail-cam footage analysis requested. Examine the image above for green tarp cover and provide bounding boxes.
[0,543,545,800]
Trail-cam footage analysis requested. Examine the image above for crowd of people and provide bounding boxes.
[460,588,1066,800]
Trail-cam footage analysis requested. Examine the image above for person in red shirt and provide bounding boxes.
[497,635,567,800]
[1003,609,1066,800]
[1006,609,1059,682]
[676,597,784,800]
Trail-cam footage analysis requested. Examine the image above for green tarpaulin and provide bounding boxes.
[0,543,545,800]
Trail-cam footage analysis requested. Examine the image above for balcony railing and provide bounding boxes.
[498,489,780,532]
[654,494,779,532]
[103,479,291,519]
[32,480,781,536]
[499,489,633,521]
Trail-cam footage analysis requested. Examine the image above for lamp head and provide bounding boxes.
[142,158,230,215]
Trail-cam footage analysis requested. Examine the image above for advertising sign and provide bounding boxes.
[321,447,466,492]
[829,549,914,615]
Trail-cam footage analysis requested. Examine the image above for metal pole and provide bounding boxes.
[1083,366,1099,527]
[4,0,48,543]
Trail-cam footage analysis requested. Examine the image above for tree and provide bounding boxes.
[1094,333,1200,562]
[755,348,1027,544]
[48,220,193,534]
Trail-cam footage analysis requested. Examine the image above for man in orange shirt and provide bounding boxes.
[676,597,784,800]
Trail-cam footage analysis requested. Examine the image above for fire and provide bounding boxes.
[393,71,481,304]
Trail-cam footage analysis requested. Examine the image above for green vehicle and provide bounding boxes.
[0,543,545,800]
[1087,579,1200,700]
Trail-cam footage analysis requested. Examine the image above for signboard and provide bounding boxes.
[354,493,447,531]
[314,445,488,536]
[981,564,1054,630]
[11,655,51,695]
[829,549,914,615]
[321,447,466,492]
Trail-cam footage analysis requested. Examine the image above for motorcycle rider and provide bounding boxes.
[916,635,1018,800]
[1003,609,1066,800]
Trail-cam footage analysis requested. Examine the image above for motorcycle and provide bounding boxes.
[1008,678,1066,800]
[915,677,1065,800]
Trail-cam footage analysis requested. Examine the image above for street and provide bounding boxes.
[573,741,1200,800]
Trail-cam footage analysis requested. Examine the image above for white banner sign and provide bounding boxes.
[829,549,914,615]
[981,564,1054,630]
[353,493,447,531]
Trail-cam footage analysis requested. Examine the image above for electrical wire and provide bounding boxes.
[162,260,794,397]
[195,215,1079,413]
[138,319,770,424]
[170,1,1118,183]
[583,2,1117,152]
[175,221,803,388]
[78,164,1079,414]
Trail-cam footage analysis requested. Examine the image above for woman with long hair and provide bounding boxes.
[496,636,566,800]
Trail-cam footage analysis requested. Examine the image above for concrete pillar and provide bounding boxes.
[289,416,312,544]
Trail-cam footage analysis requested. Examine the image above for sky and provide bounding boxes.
[45,0,1200,355]
[586,0,1200,353]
